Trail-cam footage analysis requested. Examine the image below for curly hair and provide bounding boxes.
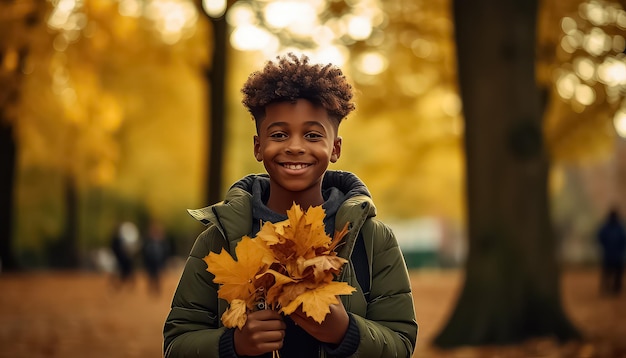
[241,53,355,127]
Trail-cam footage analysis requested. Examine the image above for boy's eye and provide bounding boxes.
[305,132,323,139]
[269,132,287,139]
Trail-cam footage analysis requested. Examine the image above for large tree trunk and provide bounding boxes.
[47,175,81,268]
[434,0,580,347]
[0,120,18,271]
[0,0,41,271]
[203,13,228,206]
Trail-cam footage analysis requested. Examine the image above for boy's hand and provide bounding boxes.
[289,299,349,345]
[234,309,286,356]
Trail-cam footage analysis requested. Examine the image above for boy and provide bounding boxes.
[163,53,417,357]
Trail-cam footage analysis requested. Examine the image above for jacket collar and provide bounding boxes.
[187,170,376,255]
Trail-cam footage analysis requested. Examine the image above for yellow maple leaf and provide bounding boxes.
[328,222,350,253]
[271,239,297,263]
[284,203,333,259]
[221,299,248,329]
[281,281,357,323]
[286,202,305,225]
[304,205,326,228]
[276,280,316,310]
[258,268,296,305]
[205,203,356,327]
[301,255,348,282]
[203,236,274,303]
[256,220,284,246]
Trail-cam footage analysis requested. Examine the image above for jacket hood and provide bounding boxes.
[187,170,377,252]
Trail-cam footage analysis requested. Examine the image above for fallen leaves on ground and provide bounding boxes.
[0,268,625,357]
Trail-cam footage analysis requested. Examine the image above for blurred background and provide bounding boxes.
[1,0,626,357]
[2,0,624,271]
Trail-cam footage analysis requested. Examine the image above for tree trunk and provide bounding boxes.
[204,14,228,206]
[0,1,48,271]
[434,0,580,347]
[0,120,18,271]
[54,174,81,268]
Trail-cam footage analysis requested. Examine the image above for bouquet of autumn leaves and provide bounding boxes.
[203,203,356,329]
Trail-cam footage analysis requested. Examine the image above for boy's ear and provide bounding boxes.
[331,136,342,163]
[253,135,262,161]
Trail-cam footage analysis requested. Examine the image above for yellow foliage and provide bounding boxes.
[281,281,356,323]
[221,2,465,222]
[204,236,272,303]
[13,1,209,252]
[538,0,625,163]
[204,203,355,328]
[221,299,248,330]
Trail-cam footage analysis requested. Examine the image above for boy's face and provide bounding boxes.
[253,98,342,197]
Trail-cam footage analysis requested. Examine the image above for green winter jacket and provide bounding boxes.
[163,171,417,357]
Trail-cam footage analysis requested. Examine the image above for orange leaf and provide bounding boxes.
[205,203,356,328]
[269,239,297,262]
[302,255,348,282]
[286,202,305,225]
[286,204,333,258]
[257,269,296,286]
[258,268,297,306]
[203,236,272,302]
[328,222,350,252]
[306,206,326,227]
[221,299,248,329]
[281,281,356,323]
[256,221,284,246]
[277,280,316,309]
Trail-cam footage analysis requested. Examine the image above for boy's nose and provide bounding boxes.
[285,138,305,154]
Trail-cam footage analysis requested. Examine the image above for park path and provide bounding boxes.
[0,268,624,357]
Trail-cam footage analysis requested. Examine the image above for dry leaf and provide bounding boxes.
[301,255,348,282]
[204,203,356,328]
[281,282,356,323]
[221,299,248,329]
[203,236,273,303]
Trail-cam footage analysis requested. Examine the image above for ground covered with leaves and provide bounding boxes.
[0,267,624,358]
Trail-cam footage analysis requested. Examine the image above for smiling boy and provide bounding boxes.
[164,53,417,358]
[254,98,341,213]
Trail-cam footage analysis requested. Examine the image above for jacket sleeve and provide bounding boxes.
[352,220,418,358]
[163,226,231,357]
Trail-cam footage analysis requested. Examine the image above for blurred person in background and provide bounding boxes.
[597,207,626,296]
[110,221,140,291]
[142,219,171,295]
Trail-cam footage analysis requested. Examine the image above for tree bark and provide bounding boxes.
[202,11,228,206]
[0,1,48,271]
[47,174,81,268]
[0,120,18,271]
[434,0,580,347]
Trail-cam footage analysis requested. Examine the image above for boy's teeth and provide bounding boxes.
[285,164,306,169]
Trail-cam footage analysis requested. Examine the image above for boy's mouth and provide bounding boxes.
[281,163,312,170]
